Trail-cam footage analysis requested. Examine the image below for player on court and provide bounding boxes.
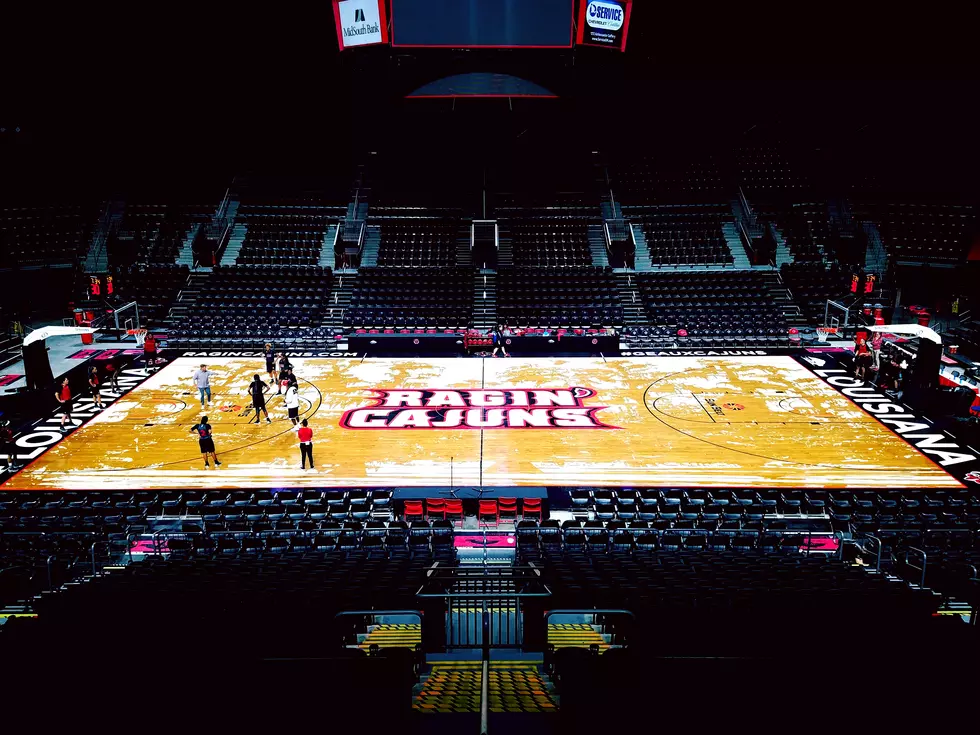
[249,374,272,424]
[265,344,277,386]
[88,366,104,410]
[284,383,301,428]
[190,416,221,468]
[275,353,291,393]
[56,377,72,432]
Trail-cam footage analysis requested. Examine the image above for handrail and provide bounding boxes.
[905,546,927,588]
[479,660,490,734]
[333,609,422,620]
[544,608,635,622]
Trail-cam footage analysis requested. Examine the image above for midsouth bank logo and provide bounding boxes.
[587,1,624,31]
[341,388,618,429]
[338,0,383,47]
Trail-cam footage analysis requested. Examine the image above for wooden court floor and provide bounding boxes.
[1,356,963,490]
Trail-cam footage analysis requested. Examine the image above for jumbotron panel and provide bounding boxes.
[2,356,962,490]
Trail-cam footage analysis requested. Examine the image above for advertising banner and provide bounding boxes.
[333,0,389,50]
[576,0,632,51]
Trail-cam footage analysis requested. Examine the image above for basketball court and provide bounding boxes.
[1,356,963,490]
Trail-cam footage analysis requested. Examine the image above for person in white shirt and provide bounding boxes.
[284,383,301,427]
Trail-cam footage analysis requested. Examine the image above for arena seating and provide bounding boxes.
[109,263,189,327]
[236,203,338,266]
[736,146,810,198]
[780,262,854,323]
[626,271,788,347]
[852,202,977,263]
[345,267,474,329]
[377,218,457,266]
[167,264,333,346]
[108,202,214,266]
[757,202,828,262]
[497,266,623,328]
[508,219,592,266]
[612,153,727,203]
[628,203,734,266]
[0,204,94,267]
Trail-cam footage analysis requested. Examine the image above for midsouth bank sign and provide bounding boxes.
[334,0,388,49]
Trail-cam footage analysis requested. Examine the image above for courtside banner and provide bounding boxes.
[576,0,632,51]
[333,0,388,50]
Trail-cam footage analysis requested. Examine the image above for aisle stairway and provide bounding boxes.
[321,272,355,333]
[615,272,646,327]
[414,661,557,714]
[587,224,610,267]
[473,271,497,331]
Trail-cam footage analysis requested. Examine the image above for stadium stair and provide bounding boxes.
[456,224,472,267]
[318,223,339,268]
[83,200,124,273]
[587,224,610,267]
[473,271,497,331]
[629,223,653,271]
[615,272,646,327]
[321,272,355,333]
[413,661,557,714]
[721,221,753,269]
[760,271,810,329]
[219,224,247,266]
[176,224,203,267]
[769,222,793,267]
[164,271,207,327]
[496,233,513,267]
[360,225,381,267]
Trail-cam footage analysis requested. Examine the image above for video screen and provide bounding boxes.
[391,0,574,48]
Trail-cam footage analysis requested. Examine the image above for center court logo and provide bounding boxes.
[587,1,624,30]
[340,388,619,429]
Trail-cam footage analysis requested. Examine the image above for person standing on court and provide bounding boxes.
[143,332,158,369]
[56,377,73,432]
[88,366,104,410]
[190,415,221,468]
[298,419,314,469]
[284,382,301,427]
[192,363,212,408]
[265,343,278,387]
[249,374,272,424]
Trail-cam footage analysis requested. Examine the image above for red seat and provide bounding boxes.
[498,497,518,521]
[445,499,464,523]
[478,500,498,526]
[404,500,424,522]
[426,498,446,520]
[522,497,543,521]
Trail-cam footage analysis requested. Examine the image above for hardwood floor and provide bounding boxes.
[1,356,961,490]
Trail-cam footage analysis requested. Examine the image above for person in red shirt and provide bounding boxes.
[297,419,314,470]
[854,336,872,381]
[56,377,72,432]
[143,333,157,368]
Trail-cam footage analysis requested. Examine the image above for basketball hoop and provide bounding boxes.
[815,327,838,343]
[129,328,148,347]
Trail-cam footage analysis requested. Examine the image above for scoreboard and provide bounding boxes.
[333,0,633,51]
[391,0,573,48]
